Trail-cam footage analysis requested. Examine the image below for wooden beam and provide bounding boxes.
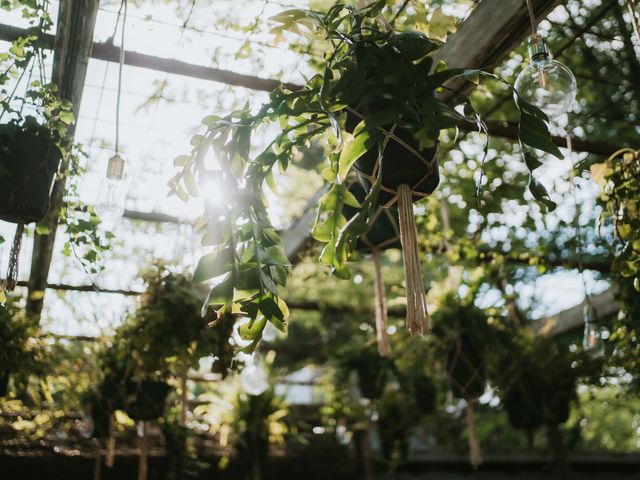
[435,0,561,95]
[0,23,300,93]
[26,0,100,315]
[532,287,619,337]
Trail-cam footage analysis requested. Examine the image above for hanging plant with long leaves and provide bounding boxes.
[0,0,112,299]
[172,1,563,351]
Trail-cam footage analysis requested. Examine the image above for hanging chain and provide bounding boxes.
[115,0,128,155]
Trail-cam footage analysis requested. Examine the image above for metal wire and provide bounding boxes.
[526,0,537,35]
[115,0,128,155]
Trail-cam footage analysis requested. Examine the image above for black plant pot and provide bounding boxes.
[543,378,574,425]
[414,375,438,415]
[351,350,390,400]
[123,380,171,421]
[0,372,9,397]
[0,118,62,224]
[503,376,545,431]
[345,110,440,205]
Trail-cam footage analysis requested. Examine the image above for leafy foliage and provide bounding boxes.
[172,1,559,347]
[0,297,47,388]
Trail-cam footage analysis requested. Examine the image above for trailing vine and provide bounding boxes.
[172,1,561,349]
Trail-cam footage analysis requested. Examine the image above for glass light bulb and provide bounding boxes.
[582,304,605,357]
[515,36,577,119]
[240,363,269,396]
[95,154,126,221]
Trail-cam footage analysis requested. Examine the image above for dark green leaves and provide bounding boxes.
[516,97,563,159]
[528,176,557,212]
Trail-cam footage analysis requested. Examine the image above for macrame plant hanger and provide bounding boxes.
[353,0,432,339]
[447,336,484,468]
[359,206,401,356]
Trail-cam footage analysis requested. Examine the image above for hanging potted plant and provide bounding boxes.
[338,342,392,400]
[0,3,87,293]
[494,333,579,433]
[173,1,563,350]
[433,297,493,468]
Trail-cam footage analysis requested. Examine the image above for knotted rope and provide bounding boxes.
[372,249,391,356]
[466,401,483,469]
[397,184,429,335]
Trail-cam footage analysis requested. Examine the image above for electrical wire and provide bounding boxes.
[526,0,538,36]
[115,0,128,155]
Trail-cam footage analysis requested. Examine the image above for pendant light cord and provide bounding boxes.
[115,0,128,155]
[566,133,594,315]
[526,0,538,35]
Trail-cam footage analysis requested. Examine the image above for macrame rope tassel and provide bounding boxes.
[372,249,391,356]
[1,223,25,292]
[466,400,483,469]
[397,184,429,335]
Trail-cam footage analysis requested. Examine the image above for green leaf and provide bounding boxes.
[59,110,75,125]
[528,176,557,212]
[239,316,267,341]
[193,247,233,283]
[338,122,373,181]
[524,152,543,171]
[519,116,563,159]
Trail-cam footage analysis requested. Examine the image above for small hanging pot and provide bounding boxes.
[503,374,545,431]
[0,118,62,223]
[446,332,486,469]
[123,379,171,421]
[343,95,438,337]
[413,375,438,415]
[0,118,62,291]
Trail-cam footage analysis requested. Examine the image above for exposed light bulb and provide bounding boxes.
[96,154,126,221]
[515,35,577,119]
[240,363,269,396]
[582,304,604,356]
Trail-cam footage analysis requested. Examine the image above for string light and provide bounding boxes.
[96,0,128,221]
[514,1,577,119]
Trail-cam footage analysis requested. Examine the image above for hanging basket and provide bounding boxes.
[542,376,575,426]
[346,108,440,206]
[0,118,61,291]
[413,375,438,415]
[0,118,62,224]
[123,379,171,421]
[503,375,545,431]
[444,326,487,469]
[345,346,390,400]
